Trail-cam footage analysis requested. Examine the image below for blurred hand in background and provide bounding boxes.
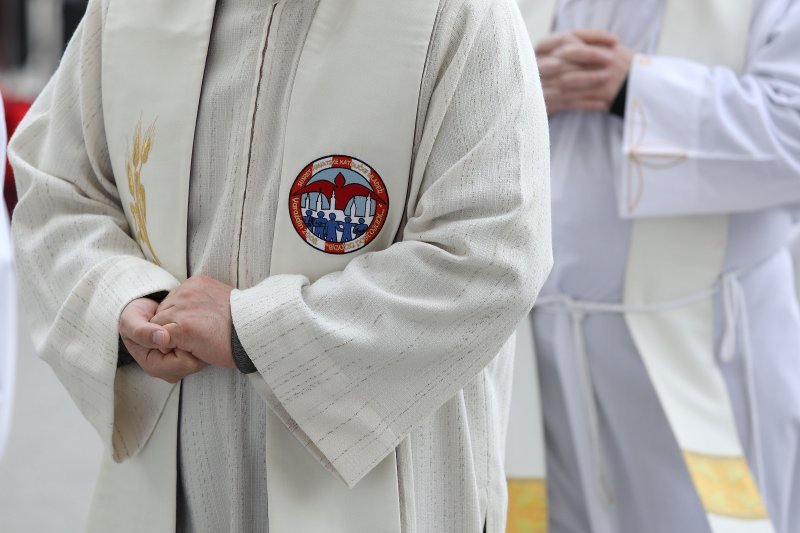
[535,29,633,115]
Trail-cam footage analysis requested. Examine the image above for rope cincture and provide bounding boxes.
[533,270,767,511]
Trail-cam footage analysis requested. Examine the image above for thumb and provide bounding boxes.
[164,323,190,353]
[122,313,170,350]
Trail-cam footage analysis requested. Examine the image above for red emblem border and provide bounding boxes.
[288,155,389,255]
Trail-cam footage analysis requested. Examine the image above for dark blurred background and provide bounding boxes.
[1,0,88,213]
[1,4,103,533]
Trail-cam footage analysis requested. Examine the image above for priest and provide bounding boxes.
[512,1,800,532]
[9,0,552,532]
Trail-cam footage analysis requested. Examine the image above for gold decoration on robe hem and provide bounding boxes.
[684,451,768,520]
[126,118,161,265]
[507,478,548,533]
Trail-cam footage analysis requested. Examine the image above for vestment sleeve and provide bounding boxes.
[9,0,179,462]
[230,0,552,487]
[617,2,800,218]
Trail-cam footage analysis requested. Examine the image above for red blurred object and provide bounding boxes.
[4,96,32,215]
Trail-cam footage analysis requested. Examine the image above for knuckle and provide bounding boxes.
[133,326,152,344]
[128,345,146,360]
[598,51,613,64]
[191,274,209,285]
[561,43,577,54]
[171,323,186,338]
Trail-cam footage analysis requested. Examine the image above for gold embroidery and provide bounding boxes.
[506,478,548,533]
[625,99,688,214]
[684,451,768,520]
[126,118,161,265]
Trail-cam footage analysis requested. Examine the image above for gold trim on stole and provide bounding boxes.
[684,452,768,520]
[507,478,548,533]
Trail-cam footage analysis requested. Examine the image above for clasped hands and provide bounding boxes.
[536,29,633,116]
[119,275,236,383]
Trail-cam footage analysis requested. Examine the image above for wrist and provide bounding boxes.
[118,336,136,367]
[231,325,257,374]
[142,290,169,304]
[609,76,628,118]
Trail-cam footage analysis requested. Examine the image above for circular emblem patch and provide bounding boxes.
[289,155,389,254]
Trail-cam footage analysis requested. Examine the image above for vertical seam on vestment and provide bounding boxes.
[235,4,277,288]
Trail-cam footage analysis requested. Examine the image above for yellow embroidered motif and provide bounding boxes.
[684,451,768,520]
[506,478,548,533]
[126,119,161,265]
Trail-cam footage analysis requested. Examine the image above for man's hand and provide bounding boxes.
[536,29,633,115]
[151,275,235,369]
[119,297,207,383]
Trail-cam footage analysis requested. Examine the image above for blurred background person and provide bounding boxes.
[1,3,103,532]
[0,90,16,460]
[509,1,800,533]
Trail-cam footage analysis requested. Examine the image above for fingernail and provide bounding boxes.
[152,331,164,347]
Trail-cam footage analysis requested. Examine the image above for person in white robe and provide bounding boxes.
[8,0,553,531]
[0,92,16,461]
[513,1,800,532]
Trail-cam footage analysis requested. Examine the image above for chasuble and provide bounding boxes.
[9,0,552,531]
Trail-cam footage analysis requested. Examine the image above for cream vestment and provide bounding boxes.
[9,0,552,531]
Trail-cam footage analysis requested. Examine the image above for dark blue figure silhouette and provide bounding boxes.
[353,218,368,238]
[303,209,315,231]
[338,216,355,242]
[313,211,326,238]
[324,213,340,241]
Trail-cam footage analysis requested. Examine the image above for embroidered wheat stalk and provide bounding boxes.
[126,119,161,265]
